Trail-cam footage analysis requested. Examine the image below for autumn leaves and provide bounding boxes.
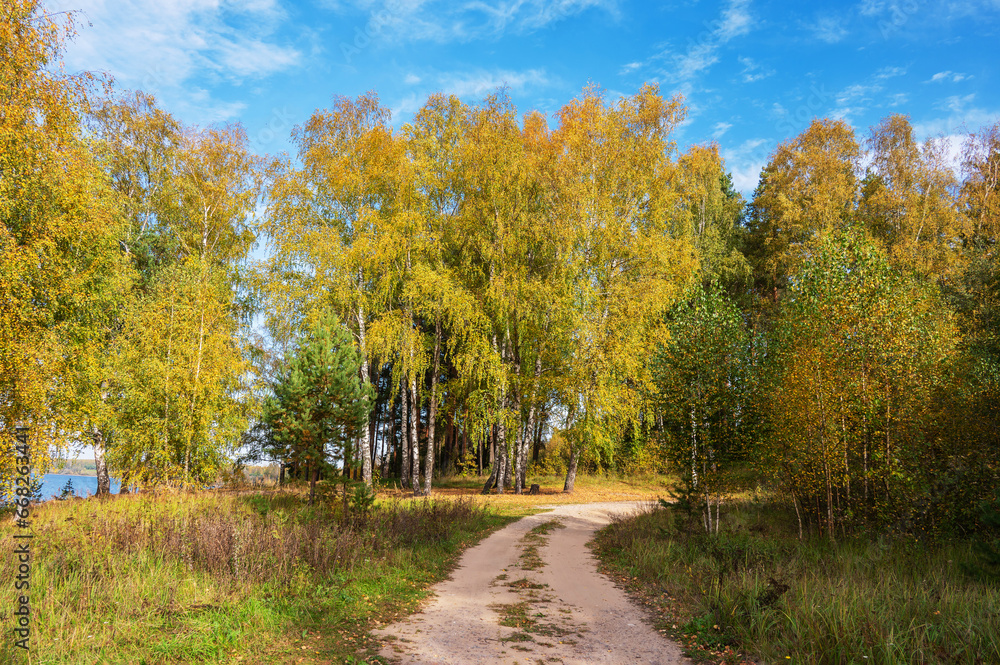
[260,86,697,494]
[1,3,267,488]
[2,0,998,516]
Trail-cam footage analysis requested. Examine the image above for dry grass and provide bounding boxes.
[380,473,675,513]
[0,487,513,664]
[594,497,1000,664]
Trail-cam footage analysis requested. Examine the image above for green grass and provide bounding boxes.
[593,497,1000,664]
[0,472,669,663]
[519,519,565,571]
[0,487,517,664]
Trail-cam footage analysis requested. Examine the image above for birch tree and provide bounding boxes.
[0,0,133,487]
[264,93,402,487]
[653,281,749,532]
[551,84,696,491]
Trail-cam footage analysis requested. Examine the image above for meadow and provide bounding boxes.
[594,496,1000,664]
[3,468,998,664]
[0,473,669,664]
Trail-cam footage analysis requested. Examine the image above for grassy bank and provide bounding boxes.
[0,473,666,663]
[0,488,515,664]
[593,498,1000,664]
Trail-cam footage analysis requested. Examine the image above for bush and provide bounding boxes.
[965,493,1000,581]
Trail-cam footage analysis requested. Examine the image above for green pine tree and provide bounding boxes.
[262,312,374,505]
[57,477,76,500]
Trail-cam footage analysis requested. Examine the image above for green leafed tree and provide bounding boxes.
[765,227,958,539]
[653,280,750,532]
[263,312,374,505]
[110,258,249,486]
[0,1,135,489]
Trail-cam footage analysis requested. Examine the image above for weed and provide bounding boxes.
[508,577,548,590]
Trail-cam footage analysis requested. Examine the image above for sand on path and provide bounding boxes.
[373,501,689,665]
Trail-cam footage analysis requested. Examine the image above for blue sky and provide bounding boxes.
[50,0,1000,195]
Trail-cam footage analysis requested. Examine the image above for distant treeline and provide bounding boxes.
[239,465,280,483]
[49,459,279,484]
[51,460,97,476]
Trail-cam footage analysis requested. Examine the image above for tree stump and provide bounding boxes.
[528,484,541,495]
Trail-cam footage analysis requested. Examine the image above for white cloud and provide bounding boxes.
[911,102,1000,140]
[858,0,887,16]
[218,40,301,78]
[47,0,300,123]
[722,138,770,194]
[619,61,643,75]
[875,66,906,79]
[334,0,618,43]
[388,67,552,123]
[933,133,966,176]
[185,89,249,123]
[810,15,848,43]
[888,92,909,106]
[660,0,756,83]
[928,70,970,83]
[718,0,753,39]
[729,161,765,194]
[836,83,882,106]
[712,121,733,138]
[831,106,860,124]
[940,93,978,113]
[738,56,773,83]
[506,0,620,31]
[404,73,423,85]
[391,93,425,121]
[674,42,720,80]
[436,68,549,97]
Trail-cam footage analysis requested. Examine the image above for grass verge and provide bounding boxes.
[0,489,516,664]
[592,497,1000,664]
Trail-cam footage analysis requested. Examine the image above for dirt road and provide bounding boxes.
[374,501,688,665]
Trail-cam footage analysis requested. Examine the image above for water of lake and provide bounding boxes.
[41,474,122,501]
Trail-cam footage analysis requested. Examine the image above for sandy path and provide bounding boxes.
[374,501,688,665]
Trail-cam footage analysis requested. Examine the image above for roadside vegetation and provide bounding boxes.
[594,493,1000,664]
[0,487,515,664]
[0,473,670,664]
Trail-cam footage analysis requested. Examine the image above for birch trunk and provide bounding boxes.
[481,425,498,494]
[357,304,373,486]
[494,416,508,494]
[400,378,410,485]
[410,375,419,495]
[516,355,542,494]
[563,444,580,493]
[93,427,111,496]
[422,320,441,496]
[184,265,208,485]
